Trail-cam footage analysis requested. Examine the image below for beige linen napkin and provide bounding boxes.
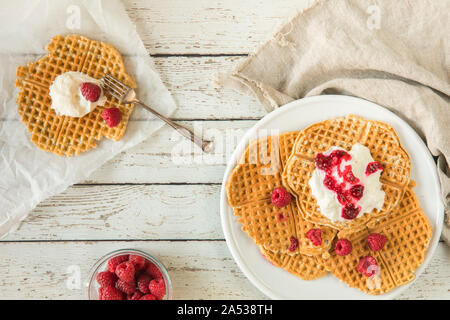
[217,0,450,244]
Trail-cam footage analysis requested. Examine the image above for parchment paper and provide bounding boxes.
[0,0,177,237]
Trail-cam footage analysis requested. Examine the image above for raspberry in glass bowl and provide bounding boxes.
[87,249,172,300]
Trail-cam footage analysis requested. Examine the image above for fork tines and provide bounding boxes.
[101,74,129,100]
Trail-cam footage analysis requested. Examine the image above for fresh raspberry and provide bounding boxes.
[146,262,163,279]
[288,236,299,252]
[149,278,166,300]
[107,254,129,273]
[99,286,105,300]
[115,279,136,295]
[140,294,157,300]
[129,255,146,270]
[127,291,143,300]
[335,238,352,256]
[80,82,101,102]
[365,161,383,176]
[367,233,387,251]
[306,229,322,246]
[341,203,361,220]
[101,107,122,127]
[350,184,364,200]
[96,270,117,287]
[271,187,292,208]
[115,261,135,283]
[137,273,152,294]
[357,255,378,277]
[100,285,124,300]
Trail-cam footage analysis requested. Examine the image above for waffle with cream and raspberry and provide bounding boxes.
[225,115,432,295]
[15,34,134,156]
[283,115,411,231]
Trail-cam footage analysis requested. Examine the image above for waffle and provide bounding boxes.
[283,115,411,231]
[317,188,432,294]
[226,132,337,256]
[15,34,136,156]
[260,246,328,280]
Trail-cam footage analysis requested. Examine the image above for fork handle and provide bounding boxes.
[134,100,213,152]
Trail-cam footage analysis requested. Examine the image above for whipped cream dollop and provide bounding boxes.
[309,143,385,222]
[49,71,107,117]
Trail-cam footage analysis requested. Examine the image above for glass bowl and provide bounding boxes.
[87,248,172,300]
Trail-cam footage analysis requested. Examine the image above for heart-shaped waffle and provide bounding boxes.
[15,34,136,156]
[226,132,337,256]
[316,188,432,294]
[260,246,327,280]
[283,115,411,231]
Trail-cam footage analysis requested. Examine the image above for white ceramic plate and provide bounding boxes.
[220,95,444,300]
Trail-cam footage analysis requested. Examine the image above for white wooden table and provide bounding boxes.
[2,0,449,300]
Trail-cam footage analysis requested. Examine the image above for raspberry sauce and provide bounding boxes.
[365,161,383,176]
[314,149,363,220]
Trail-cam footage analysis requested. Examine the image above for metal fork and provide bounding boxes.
[101,74,213,152]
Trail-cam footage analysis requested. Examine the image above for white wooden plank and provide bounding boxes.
[0,241,266,300]
[0,240,447,299]
[152,56,265,120]
[6,184,222,241]
[1,120,255,184]
[125,0,310,55]
[84,120,256,184]
[5,182,450,299]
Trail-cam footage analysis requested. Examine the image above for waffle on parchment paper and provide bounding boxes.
[316,188,432,294]
[283,115,411,232]
[15,34,136,156]
[226,132,337,256]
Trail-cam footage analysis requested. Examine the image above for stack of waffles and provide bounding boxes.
[15,34,136,156]
[226,115,432,294]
